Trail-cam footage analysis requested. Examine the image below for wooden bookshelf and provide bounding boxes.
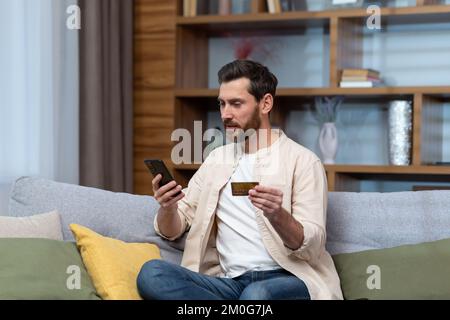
[171,1,450,192]
[325,164,450,175]
[174,164,450,175]
[326,164,450,191]
[175,87,450,98]
[172,163,450,191]
[176,4,450,25]
[173,163,202,170]
[133,0,450,194]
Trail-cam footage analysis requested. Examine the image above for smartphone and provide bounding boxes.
[144,159,181,196]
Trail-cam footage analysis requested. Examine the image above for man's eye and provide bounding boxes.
[233,102,241,107]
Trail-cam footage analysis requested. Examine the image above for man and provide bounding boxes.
[137,60,343,300]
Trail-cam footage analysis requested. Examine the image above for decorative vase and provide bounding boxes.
[388,100,412,165]
[319,122,338,164]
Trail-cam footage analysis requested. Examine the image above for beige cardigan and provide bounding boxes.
[155,131,343,300]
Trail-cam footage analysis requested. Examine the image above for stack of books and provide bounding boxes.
[185,0,248,16]
[339,69,382,88]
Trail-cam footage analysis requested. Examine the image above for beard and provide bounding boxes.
[223,104,261,132]
[243,105,262,132]
[223,105,261,143]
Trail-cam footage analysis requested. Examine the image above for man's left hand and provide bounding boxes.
[248,185,284,220]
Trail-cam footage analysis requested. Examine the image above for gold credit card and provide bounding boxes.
[231,182,259,196]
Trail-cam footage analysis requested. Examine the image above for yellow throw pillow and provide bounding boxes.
[70,224,161,300]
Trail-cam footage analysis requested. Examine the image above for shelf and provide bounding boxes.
[173,163,201,170]
[172,1,450,191]
[174,164,450,175]
[176,5,450,28]
[175,86,450,98]
[325,165,450,175]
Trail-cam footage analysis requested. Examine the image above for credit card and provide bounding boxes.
[231,182,259,196]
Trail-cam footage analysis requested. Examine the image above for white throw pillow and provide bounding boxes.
[0,210,63,240]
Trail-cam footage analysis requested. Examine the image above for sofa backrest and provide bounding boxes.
[7,177,450,261]
[7,177,185,264]
[326,191,450,255]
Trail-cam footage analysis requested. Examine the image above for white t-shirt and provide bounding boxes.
[216,152,281,278]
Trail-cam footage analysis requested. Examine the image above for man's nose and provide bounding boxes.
[221,104,233,120]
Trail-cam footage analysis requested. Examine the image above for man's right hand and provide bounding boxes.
[152,174,185,210]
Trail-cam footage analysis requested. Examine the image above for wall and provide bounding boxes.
[0,183,11,215]
[363,22,450,87]
[133,0,176,195]
[444,103,450,161]
[208,30,330,88]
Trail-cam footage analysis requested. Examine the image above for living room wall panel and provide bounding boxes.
[134,0,176,195]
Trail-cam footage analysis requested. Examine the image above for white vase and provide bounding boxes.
[388,100,412,165]
[319,122,338,164]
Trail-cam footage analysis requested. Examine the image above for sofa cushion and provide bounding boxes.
[0,238,100,300]
[0,210,63,240]
[332,237,450,300]
[70,224,160,300]
[326,191,450,255]
[8,176,185,264]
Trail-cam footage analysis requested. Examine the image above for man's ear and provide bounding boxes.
[260,93,273,115]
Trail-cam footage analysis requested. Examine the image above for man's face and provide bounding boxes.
[218,78,261,138]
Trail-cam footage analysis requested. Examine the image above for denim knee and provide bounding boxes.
[136,259,167,299]
[239,282,272,300]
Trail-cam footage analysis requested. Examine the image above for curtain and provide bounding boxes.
[78,0,134,193]
[0,0,79,213]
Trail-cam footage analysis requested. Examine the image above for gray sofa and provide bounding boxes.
[6,176,450,256]
[4,176,450,287]
[6,176,186,265]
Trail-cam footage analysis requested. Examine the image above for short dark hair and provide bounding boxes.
[218,60,278,102]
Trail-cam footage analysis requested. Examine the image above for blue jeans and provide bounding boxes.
[137,260,310,300]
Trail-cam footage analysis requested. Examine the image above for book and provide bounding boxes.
[183,0,190,17]
[231,0,251,14]
[274,0,282,13]
[341,68,380,78]
[196,0,210,16]
[341,76,381,82]
[332,0,359,5]
[218,0,231,15]
[413,185,450,191]
[432,161,450,166]
[267,0,275,13]
[209,0,219,15]
[267,0,281,13]
[339,80,382,88]
[290,0,306,11]
[190,0,198,16]
[280,0,291,12]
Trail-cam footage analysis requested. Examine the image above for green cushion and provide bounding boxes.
[0,238,100,300]
[332,238,450,300]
